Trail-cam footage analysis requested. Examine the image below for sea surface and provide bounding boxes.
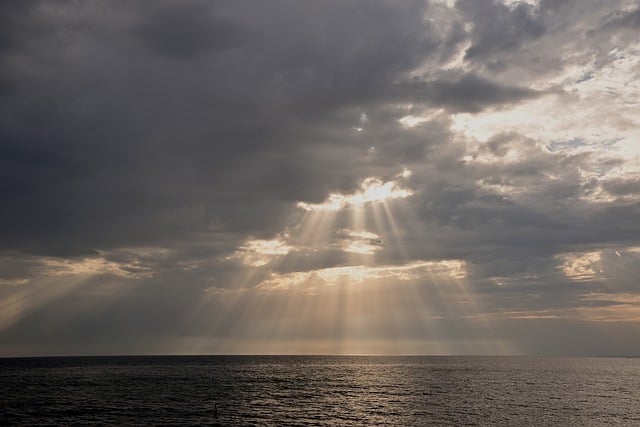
[1,356,639,426]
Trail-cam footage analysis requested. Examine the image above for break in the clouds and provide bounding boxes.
[1,0,640,356]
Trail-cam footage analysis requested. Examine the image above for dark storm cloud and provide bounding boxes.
[0,0,439,256]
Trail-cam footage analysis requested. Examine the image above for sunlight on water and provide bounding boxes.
[2,356,640,426]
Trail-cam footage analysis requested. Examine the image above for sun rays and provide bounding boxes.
[195,171,510,355]
[0,172,527,355]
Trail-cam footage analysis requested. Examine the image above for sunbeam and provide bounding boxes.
[193,170,512,355]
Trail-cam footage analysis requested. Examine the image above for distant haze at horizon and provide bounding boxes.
[2,0,640,357]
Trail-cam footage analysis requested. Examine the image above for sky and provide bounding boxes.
[1,0,640,356]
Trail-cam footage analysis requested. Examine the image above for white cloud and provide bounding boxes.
[227,236,293,267]
[338,229,382,255]
[39,255,155,279]
[557,251,603,282]
[257,259,467,290]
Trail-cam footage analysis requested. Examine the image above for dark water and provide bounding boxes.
[1,356,639,426]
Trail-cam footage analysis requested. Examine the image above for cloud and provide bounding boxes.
[599,5,640,31]
[0,0,439,257]
[457,0,545,68]
[395,74,543,112]
[227,236,293,267]
[130,1,254,59]
[1,0,640,355]
[297,175,413,211]
[602,178,640,196]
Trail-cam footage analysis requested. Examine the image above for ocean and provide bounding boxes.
[1,356,639,426]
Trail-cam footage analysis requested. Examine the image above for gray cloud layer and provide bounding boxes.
[2,0,640,355]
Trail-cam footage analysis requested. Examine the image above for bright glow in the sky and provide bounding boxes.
[399,115,429,128]
[297,176,414,212]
